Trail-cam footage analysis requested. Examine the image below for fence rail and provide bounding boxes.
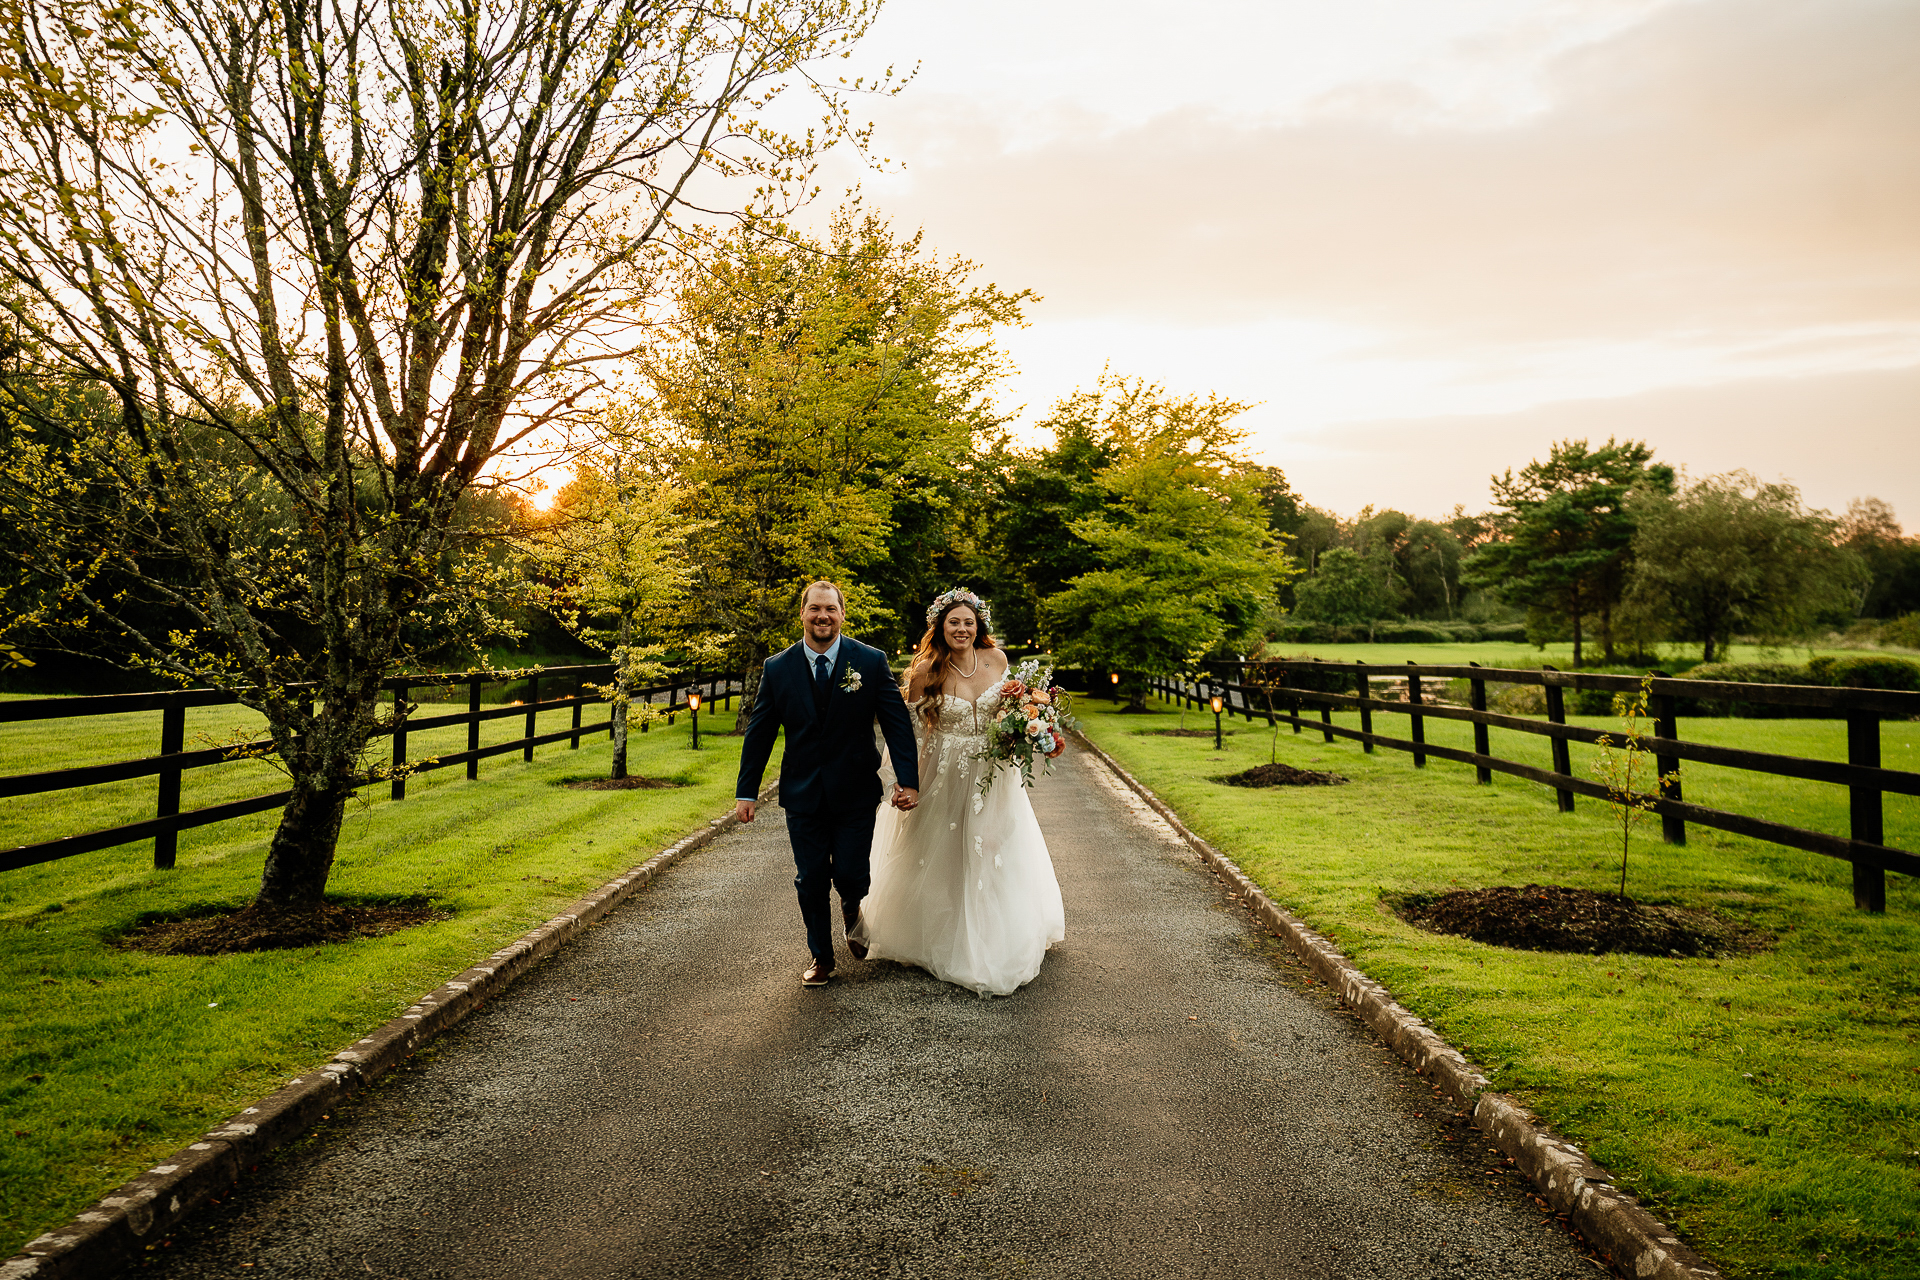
[1,665,742,874]
[1146,659,1919,913]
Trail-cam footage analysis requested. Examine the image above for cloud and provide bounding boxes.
[866,0,1920,350]
[1280,363,1920,524]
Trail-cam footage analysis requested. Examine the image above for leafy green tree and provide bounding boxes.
[1467,439,1675,666]
[1293,548,1387,630]
[968,398,1117,645]
[1626,473,1868,661]
[647,211,1028,719]
[1840,498,1920,620]
[530,418,693,780]
[0,0,888,932]
[1042,377,1291,708]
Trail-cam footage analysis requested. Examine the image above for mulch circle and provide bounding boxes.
[118,898,449,956]
[1140,728,1236,738]
[1392,883,1772,958]
[1219,762,1348,788]
[562,776,687,790]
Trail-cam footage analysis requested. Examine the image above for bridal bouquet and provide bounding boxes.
[977,659,1077,795]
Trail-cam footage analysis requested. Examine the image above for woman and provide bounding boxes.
[850,588,1066,995]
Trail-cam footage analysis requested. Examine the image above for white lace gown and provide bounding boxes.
[850,688,1066,996]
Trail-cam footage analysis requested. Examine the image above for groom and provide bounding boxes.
[735,581,920,987]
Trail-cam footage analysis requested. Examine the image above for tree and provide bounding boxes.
[1467,439,1675,666]
[969,396,1116,645]
[531,418,692,781]
[0,0,887,932]
[1292,547,1387,631]
[1840,498,1920,620]
[1626,472,1868,661]
[648,210,1028,721]
[1042,377,1291,709]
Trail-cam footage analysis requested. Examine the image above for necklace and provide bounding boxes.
[951,651,980,679]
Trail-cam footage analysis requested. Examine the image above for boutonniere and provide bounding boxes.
[840,666,864,694]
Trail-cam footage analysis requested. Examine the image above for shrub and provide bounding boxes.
[1488,683,1547,716]
[1373,623,1453,644]
[1479,622,1529,642]
[1879,613,1920,649]
[1808,654,1920,691]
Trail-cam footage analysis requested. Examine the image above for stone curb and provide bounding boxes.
[2,786,774,1280]
[1071,730,1723,1280]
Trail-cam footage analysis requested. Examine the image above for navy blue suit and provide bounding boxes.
[735,636,920,967]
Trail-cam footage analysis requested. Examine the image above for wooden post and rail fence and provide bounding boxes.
[1147,658,1919,914]
[0,665,743,875]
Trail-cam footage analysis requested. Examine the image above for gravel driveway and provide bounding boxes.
[138,751,1608,1279]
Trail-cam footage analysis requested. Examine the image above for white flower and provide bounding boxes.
[840,667,864,693]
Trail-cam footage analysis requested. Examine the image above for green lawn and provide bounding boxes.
[1078,696,1919,1280]
[0,702,744,1258]
[1263,640,1882,670]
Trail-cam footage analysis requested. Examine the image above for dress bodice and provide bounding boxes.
[926,686,1003,740]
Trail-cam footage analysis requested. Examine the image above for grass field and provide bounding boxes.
[0,702,745,1259]
[1263,640,1886,670]
[1077,693,1919,1280]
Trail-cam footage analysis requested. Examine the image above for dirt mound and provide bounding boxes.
[562,775,687,790]
[119,898,448,956]
[1393,884,1770,957]
[1220,762,1348,788]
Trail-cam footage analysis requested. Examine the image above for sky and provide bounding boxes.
[812,0,1920,525]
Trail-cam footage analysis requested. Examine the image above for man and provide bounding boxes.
[736,581,921,986]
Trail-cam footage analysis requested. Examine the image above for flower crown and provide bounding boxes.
[926,587,992,630]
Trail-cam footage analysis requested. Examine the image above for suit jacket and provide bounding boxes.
[734,636,921,815]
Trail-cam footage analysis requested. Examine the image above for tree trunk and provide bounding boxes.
[610,615,631,779]
[253,784,350,913]
[1600,601,1616,663]
[732,656,766,735]
[1571,593,1584,668]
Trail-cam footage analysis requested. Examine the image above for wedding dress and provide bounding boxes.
[850,685,1066,996]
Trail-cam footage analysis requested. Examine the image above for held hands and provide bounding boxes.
[891,785,919,811]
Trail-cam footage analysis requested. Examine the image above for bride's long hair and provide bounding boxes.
[906,601,998,726]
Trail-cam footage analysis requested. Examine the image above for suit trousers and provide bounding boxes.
[785,806,877,967]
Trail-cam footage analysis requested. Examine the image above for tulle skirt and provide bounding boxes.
[851,732,1065,996]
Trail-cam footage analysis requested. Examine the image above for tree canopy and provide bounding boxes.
[1467,439,1675,666]
[0,0,890,923]
[1626,473,1867,661]
[1041,377,1290,705]
[645,209,1028,715]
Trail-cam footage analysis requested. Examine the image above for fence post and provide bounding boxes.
[524,673,538,763]
[1354,662,1373,753]
[1406,662,1426,767]
[570,674,583,749]
[1542,665,1574,812]
[467,676,482,780]
[391,682,409,800]
[153,702,185,870]
[1848,713,1886,913]
[1315,659,1334,742]
[1468,662,1491,784]
[1651,678,1685,845]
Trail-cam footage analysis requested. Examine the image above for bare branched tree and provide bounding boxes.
[0,0,888,929]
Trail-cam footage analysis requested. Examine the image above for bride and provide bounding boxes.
[850,589,1066,996]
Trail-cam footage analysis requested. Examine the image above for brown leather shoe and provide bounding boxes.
[801,959,834,987]
[843,900,869,961]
